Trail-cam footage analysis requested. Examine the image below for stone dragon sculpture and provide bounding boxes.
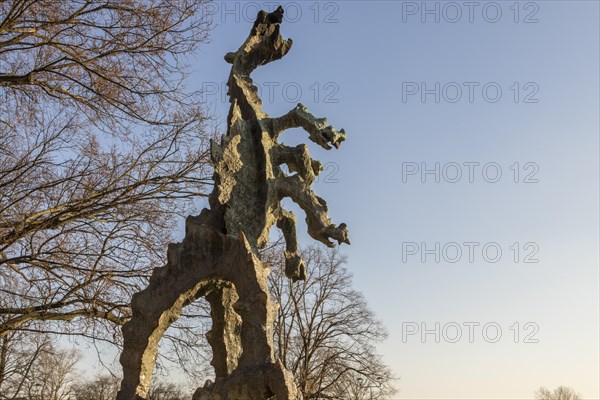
[117,6,349,400]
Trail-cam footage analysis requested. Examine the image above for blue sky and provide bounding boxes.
[170,1,600,398]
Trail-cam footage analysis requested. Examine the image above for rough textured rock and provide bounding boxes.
[116,6,348,400]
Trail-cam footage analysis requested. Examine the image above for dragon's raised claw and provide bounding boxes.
[309,125,346,150]
[317,223,350,247]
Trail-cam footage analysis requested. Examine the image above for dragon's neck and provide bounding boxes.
[227,71,267,129]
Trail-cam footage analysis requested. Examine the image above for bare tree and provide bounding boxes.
[147,382,186,400]
[0,331,52,397]
[72,376,185,400]
[0,0,211,133]
[2,340,187,400]
[72,374,120,400]
[155,298,213,383]
[266,244,397,400]
[0,332,80,400]
[535,386,582,400]
[0,0,214,347]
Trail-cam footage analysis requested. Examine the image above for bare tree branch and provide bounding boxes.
[265,244,397,400]
[0,0,214,348]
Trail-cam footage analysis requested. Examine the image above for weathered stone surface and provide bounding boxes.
[192,360,301,400]
[117,6,348,400]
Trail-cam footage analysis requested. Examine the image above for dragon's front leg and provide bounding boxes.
[269,103,346,149]
[271,143,322,185]
[276,209,306,282]
[276,175,349,248]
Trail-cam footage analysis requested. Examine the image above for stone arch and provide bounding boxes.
[117,215,278,399]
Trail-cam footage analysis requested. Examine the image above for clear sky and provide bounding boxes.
[173,1,600,398]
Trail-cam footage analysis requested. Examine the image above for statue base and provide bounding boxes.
[192,361,302,400]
